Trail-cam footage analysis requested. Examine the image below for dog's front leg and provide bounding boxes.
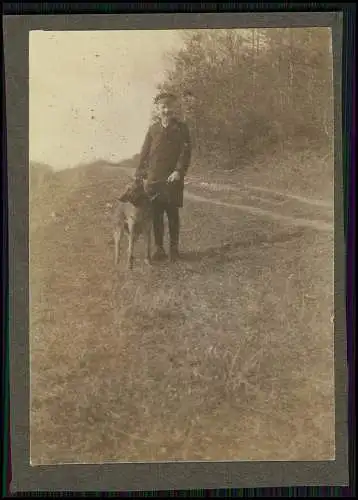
[114,228,122,265]
[127,229,135,270]
[145,226,152,265]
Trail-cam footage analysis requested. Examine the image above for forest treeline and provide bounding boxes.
[157,28,334,171]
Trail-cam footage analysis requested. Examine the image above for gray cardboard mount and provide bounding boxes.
[4,12,349,492]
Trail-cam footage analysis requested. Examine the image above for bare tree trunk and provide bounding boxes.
[289,30,294,100]
[235,32,240,64]
[252,29,256,100]
[288,29,295,137]
[306,28,314,110]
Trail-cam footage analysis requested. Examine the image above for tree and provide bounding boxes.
[160,27,333,171]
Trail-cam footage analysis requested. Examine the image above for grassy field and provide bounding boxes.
[29,155,335,464]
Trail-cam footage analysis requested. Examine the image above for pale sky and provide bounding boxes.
[29,30,184,170]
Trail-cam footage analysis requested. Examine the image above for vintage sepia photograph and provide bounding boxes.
[29,27,335,465]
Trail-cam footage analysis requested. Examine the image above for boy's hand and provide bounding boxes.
[167,171,180,183]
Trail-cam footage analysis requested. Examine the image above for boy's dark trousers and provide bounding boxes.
[151,198,180,254]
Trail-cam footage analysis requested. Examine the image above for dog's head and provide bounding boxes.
[119,177,148,205]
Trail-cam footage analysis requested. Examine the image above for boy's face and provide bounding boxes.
[157,99,176,122]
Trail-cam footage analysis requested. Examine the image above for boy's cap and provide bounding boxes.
[153,92,178,104]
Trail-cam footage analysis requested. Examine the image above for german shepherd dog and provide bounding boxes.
[112,178,158,270]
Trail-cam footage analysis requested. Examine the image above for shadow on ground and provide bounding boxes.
[179,228,305,264]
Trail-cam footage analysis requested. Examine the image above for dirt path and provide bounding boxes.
[184,192,333,233]
[115,166,333,233]
[191,180,332,208]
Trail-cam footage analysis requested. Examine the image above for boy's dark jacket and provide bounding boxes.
[135,117,192,208]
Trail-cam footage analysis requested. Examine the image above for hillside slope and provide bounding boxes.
[30,161,335,464]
